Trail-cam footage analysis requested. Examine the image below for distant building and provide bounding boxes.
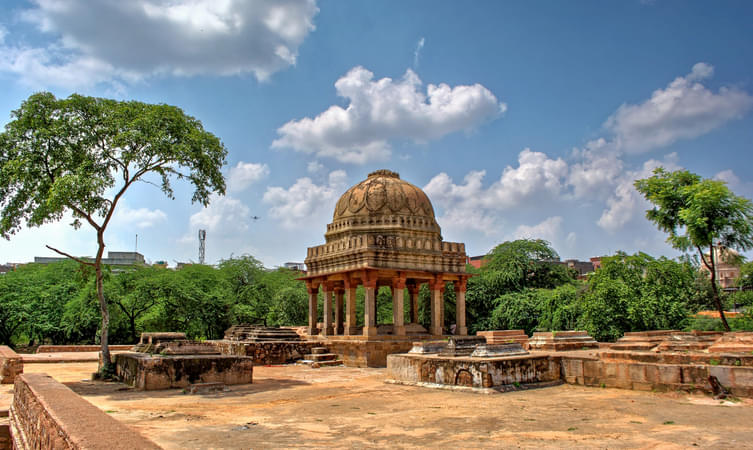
[466,255,487,269]
[0,264,15,274]
[284,262,305,271]
[700,246,741,291]
[34,251,146,268]
[465,254,597,278]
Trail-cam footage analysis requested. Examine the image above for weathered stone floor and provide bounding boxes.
[11,361,753,449]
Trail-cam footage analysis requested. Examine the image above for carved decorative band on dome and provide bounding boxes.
[368,169,400,179]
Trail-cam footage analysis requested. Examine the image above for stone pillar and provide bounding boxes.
[363,272,378,337]
[454,278,468,336]
[334,288,344,335]
[307,283,319,336]
[344,279,358,336]
[322,283,333,336]
[392,276,406,336]
[407,282,419,324]
[429,276,445,336]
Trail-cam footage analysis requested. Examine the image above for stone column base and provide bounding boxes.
[321,326,334,336]
[363,326,378,337]
[457,326,468,336]
[344,327,360,336]
[394,326,407,336]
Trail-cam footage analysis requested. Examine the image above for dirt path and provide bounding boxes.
[22,362,753,449]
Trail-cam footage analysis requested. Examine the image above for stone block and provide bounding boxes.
[0,346,22,385]
[656,365,682,385]
[629,364,647,383]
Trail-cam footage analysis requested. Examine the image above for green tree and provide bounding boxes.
[635,168,753,331]
[0,92,227,370]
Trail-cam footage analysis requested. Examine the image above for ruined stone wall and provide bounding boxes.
[326,340,416,367]
[213,341,319,364]
[560,353,753,397]
[10,373,160,449]
[115,353,253,390]
[0,346,21,385]
[387,354,560,389]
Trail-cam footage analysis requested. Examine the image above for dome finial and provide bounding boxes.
[368,169,400,179]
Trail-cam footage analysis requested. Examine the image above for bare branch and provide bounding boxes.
[45,245,96,267]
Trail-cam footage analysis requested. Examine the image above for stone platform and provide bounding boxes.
[476,330,529,348]
[224,325,301,342]
[708,332,753,353]
[115,352,253,390]
[527,331,598,351]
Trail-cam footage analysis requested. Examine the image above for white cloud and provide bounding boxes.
[413,37,425,68]
[715,169,753,198]
[597,153,681,232]
[424,149,568,234]
[604,62,753,154]
[189,194,251,235]
[0,0,319,89]
[307,161,324,173]
[272,66,506,163]
[263,170,348,229]
[514,216,563,242]
[568,139,623,199]
[228,161,270,192]
[112,205,167,229]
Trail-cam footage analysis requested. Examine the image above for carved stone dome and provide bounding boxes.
[327,170,440,240]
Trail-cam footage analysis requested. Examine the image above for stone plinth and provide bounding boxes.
[611,330,680,351]
[476,330,529,348]
[708,332,753,354]
[438,336,486,357]
[10,373,159,449]
[115,353,253,390]
[528,331,598,351]
[470,343,528,358]
[224,325,301,342]
[386,353,560,391]
[653,332,721,353]
[0,346,22,385]
[408,341,447,354]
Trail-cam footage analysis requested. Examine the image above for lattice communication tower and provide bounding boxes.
[198,229,206,264]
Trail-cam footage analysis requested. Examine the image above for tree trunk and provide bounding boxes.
[708,245,731,332]
[95,236,113,373]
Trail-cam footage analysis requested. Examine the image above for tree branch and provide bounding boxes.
[45,245,95,267]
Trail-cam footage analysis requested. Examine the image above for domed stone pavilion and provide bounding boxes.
[300,169,469,339]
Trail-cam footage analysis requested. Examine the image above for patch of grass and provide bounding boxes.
[524,418,536,422]
[367,412,376,415]
[601,383,606,388]
[315,419,323,422]
[709,359,720,366]
[735,359,742,366]
[513,381,521,388]
[567,427,577,431]
[629,420,642,424]
[663,421,675,425]
[105,410,117,414]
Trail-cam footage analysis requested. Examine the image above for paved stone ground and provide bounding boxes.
[12,361,753,449]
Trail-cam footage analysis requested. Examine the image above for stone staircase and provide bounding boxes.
[298,347,342,368]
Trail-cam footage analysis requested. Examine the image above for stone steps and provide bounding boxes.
[297,346,342,368]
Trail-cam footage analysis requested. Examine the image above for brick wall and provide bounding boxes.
[10,373,160,449]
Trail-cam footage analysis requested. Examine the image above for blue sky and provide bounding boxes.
[1,0,753,267]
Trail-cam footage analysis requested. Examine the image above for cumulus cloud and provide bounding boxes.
[567,139,624,199]
[189,195,251,235]
[597,153,681,232]
[715,169,753,198]
[228,161,270,192]
[0,0,319,89]
[424,149,568,233]
[263,170,348,229]
[272,66,506,163]
[112,204,167,229]
[604,62,753,154]
[513,216,563,242]
[307,161,324,173]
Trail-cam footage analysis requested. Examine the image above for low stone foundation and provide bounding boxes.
[213,340,319,364]
[10,373,159,449]
[35,345,132,353]
[115,352,253,390]
[0,346,22,384]
[321,338,420,367]
[476,330,529,348]
[387,353,560,390]
[528,331,599,351]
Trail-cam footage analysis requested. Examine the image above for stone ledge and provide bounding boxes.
[35,345,132,353]
[10,373,160,449]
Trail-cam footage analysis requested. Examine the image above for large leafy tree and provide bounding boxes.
[0,92,227,370]
[635,168,753,331]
